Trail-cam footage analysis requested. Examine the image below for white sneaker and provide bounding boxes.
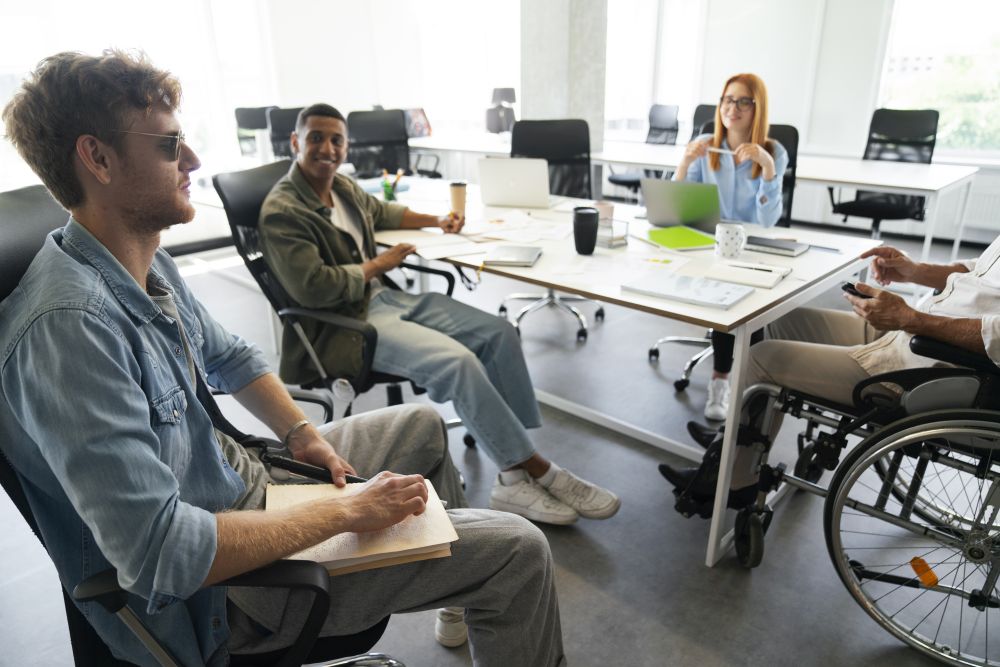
[704,377,730,421]
[544,467,621,520]
[489,471,578,525]
[435,607,468,648]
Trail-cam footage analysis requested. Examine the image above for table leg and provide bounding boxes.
[705,324,749,566]
[919,191,941,262]
[950,179,975,261]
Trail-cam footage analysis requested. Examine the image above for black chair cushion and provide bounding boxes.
[833,192,925,221]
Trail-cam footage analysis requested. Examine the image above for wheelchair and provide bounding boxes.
[682,335,1000,666]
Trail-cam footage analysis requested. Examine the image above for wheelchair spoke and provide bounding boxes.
[825,415,1000,666]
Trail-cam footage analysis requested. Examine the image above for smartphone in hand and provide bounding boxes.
[841,282,873,299]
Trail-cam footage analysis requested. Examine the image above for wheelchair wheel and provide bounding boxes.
[824,410,1000,666]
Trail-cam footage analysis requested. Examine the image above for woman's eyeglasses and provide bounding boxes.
[720,96,755,112]
[113,130,187,161]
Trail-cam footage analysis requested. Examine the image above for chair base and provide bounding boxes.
[498,289,604,343]
[499,288,604,342]
[648,334,713,391]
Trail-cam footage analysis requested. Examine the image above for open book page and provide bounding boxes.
[266,479,459,575]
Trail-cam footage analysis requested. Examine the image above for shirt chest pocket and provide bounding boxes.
[151,385,188,426]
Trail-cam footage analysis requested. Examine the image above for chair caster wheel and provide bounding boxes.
[463,433,476,448]
[673,378,689,391]
[735,507,770,568]
[595,308,605,322]
[498,305,508,317]
[576,328,588,342]
[648,347,660,362]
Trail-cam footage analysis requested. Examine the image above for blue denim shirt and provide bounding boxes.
[674,134,788,227]
[0,219,271,666]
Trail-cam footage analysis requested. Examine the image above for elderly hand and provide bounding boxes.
[859,246,919,286]
[842,282,917,332]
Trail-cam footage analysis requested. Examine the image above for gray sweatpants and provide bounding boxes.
[731,307,884,488]
[227,404,566,667]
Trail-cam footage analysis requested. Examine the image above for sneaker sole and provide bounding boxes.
[575,495,622,520]
[435,627,469,648]
[489,499,578,525]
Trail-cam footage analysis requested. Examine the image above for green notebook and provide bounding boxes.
[647,226,716,251]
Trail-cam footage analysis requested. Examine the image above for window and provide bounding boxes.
[878,0,1000,157]
[604,0,706,143]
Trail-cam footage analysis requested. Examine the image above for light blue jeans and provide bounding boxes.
[367,289,542,469]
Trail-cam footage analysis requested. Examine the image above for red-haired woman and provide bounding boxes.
[674,73,788,423]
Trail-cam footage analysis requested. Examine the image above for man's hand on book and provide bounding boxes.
[343,472,429,532]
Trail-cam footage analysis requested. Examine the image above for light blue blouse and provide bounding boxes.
[674,134,789,228]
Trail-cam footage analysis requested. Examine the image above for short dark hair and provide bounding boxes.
[2,50,182,209]
[296,103,346,134]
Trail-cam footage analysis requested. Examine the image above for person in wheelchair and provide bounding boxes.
[0,50,567,666]
[660,236,1000,516]
[257,103,620,526]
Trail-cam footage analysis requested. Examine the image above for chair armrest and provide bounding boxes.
[278,307,379,392]
[74,561,331,667]
[399,261,455,296]
[910,335,999,374]
[285,387,335,423]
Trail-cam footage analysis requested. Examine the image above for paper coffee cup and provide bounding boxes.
[449,182,467,219]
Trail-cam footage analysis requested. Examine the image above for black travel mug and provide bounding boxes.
[573,207,599,255]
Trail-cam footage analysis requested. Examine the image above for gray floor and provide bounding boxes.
[0,228,980,667]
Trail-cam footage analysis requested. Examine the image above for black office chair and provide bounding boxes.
[212,162,474,451]
[0,185,399,667]
[498,119,604,342]
[235,106,278,157]
[608,104,679,199]
[828,108,939,240]
[648,124,800,385]
[690,104,717,141]
[267,107,305,159]
[346,109,440,180]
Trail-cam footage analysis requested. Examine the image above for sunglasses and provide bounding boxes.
[113,129,187,161]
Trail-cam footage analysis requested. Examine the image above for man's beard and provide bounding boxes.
[120,192,195,236]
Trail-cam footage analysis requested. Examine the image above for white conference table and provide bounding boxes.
[379,179,882,566]
[409,133,978,262]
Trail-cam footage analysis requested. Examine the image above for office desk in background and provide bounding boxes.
[379,179,881,567]
[409,134,978,262]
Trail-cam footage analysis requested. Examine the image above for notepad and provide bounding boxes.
[647,226,716,251]
[710,261,791,288]
[265,480,458,576]
[622,272,754,310]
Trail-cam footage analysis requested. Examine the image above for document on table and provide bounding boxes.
[462,212,572,243]
[374,229,491,260]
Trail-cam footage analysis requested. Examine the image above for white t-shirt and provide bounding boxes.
[329,189,384,293]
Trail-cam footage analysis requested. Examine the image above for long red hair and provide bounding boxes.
[709,73,772,179]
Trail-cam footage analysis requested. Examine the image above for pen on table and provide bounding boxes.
[628,233,675,254]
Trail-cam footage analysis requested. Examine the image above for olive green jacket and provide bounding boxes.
[258,163,406,385]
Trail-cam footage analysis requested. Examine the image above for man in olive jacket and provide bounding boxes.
[259,103,620,526]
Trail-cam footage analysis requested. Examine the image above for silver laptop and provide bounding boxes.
[478,157,552,208]
[640,179,721,232]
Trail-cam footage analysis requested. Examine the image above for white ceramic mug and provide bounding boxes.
[715,223,746,259]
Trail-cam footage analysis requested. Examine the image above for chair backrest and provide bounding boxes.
[768,124,799,226]
[212,161,299,319]
[267,107,305,159]
[863,108,938,165]
[0,185,70,302]
[646,104,679,145]
[691,104,717,140]
[510,119,592,199]
[346,109,411,179]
